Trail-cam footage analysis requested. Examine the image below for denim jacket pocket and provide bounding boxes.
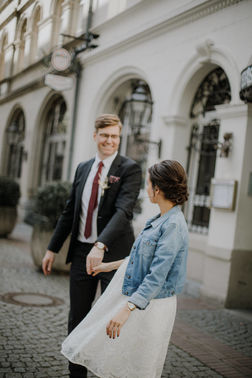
[139,238,157,256]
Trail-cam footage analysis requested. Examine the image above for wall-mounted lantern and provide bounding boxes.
[123,80,162,158]
[6,121,23,145]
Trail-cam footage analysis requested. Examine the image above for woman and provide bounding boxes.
[61,160,189,378]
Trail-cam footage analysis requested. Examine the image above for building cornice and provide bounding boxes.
[0,0,35,31]
[80,0,243,65]
[0,0,12,14]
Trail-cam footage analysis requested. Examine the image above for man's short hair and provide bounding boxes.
[95,114,122,132]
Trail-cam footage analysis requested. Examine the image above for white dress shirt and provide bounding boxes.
[77,151,118,243]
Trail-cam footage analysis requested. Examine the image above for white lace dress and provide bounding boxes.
[61,257,177,378]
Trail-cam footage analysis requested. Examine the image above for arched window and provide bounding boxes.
[190,67,231,118]
[17,19,27,72]
[30,6,41,63]
[51,0,64,48]
[0,32,8,80]
[185,67,231,234]
[6,109,26,179]
[40,96,67,185]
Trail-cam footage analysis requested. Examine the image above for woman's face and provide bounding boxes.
[146,175,156,203]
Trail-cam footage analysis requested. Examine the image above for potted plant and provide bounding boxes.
[0,176,20,237]
[30,181,72,272]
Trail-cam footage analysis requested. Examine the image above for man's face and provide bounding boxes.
[94,125,121,159]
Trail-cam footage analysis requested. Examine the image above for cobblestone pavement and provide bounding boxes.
[0,224,251,378]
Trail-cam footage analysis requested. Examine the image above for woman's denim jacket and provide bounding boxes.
[122,205,188,309]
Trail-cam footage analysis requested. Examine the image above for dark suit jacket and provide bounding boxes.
[48,154,142,263]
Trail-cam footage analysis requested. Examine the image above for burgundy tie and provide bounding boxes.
[84,161,104,239]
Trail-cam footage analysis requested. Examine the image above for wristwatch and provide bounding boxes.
[127,302,136,311]
[95,242,107,251]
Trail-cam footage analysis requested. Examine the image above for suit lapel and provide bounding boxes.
[98,154,122,211]
[76,158,95,211]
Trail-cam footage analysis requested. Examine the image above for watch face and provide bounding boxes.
[97,242,104,250]
[128,302,136,311]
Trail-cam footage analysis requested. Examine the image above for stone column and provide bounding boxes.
[162,115,189,166]
[202,103,252,308]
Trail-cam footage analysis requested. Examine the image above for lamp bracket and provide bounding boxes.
[188,130,233,157]
[136,137,162,159]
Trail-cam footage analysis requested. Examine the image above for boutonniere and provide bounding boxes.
[108,175,120,184]
[98,177,110,196]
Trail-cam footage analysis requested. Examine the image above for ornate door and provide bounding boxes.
[185,67,231,233]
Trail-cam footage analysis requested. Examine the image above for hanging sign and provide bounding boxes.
[45,74,73,91]
[51,48,71,71]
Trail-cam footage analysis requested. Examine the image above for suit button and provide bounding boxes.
[131,261,133,264]
[125,291,128,295]
[128,275,131,279]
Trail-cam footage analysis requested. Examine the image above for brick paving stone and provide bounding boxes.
[176,306,252,357]
[1,223,252,377]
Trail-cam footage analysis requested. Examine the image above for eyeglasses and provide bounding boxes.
[98,133,120,141]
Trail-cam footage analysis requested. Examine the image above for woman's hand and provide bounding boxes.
[106,304,131,339]
[91,262,113,276]
[91,259,124,276]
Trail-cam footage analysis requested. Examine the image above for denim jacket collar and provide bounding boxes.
[145,205,180,229]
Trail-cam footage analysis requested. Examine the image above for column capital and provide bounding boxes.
[162,115,188,127]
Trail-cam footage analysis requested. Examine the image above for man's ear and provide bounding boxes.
[93,131,97,140]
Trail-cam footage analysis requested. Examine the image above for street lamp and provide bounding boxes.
[7,121,21,145]
[124,80,162,158]
[126,80,152,135]
[6,117,25,146]
[240,65,252,103]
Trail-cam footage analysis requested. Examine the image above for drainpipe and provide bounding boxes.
[66,0,95,180]
[67,59,81,180]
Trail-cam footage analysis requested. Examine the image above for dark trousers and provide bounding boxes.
[68,241,115,378]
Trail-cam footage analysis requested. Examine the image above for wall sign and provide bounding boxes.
[210,179,237,211]
[45,74,73,91]
[51,48,71,71]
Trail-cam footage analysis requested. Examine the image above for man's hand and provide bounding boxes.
[86,246,104,275]
[42,250,55,276]
[106,304,131,338]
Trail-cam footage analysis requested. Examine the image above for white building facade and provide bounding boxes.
[0,0,252,308]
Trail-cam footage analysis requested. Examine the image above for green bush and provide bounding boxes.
[32,181,72,229]
[0,176,20,207]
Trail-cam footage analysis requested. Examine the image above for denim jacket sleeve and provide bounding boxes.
[128,222,183,309]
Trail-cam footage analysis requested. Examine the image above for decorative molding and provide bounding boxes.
[196,39,215,61]
[215,103,252,119]
[82,0,243,65]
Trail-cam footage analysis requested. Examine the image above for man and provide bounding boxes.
[42,114,142,378]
